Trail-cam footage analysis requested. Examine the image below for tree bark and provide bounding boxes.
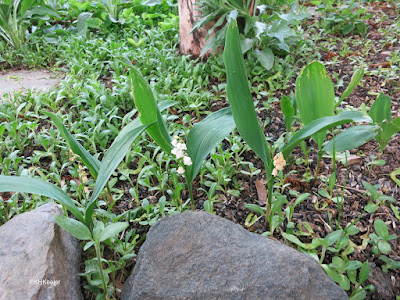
[178,0,214,57]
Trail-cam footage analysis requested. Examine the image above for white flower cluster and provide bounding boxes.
[171,136,192,174]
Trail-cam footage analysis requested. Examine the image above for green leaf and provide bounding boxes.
[224,21,271,170]
[355,22,367,35]
[85,121,149,225]
[129,65,172,153]
[76,12,92,36]
[158,100,178,112]
[54,215,92,240]
[86,17,102,28]
[0,175,83,223]
[330,256,346,270]
[336,235,349,250]
[345,225,360,235]
[378,241,392,254]
[245,204,266,217]
[337,274,351,290]
[359,261,370,285]
[99,222,129,242]
[281,111,368,158]
[377,120,400,151]
[324,229,343,246]
[296,61,335,148]
[323,125,377,153]
[350,290,366,300]
[44,111,101,178]
[282,232,307,248]
[369,93,392,124]
[345,260,363,270]
[204,200,213,213]
[28,6,60,18]
[255,47,274,70]
[186,108,235,183]
[365,203,378,213]
[240,38,254,54]
[322,264,342,283]
[281,95,295,131]
[293,193,310,207]
[342,24,354,35]
[374,219,388,238]
[337,68,364,108]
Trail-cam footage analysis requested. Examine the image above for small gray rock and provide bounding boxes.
[0,203,82,300]
[122,211,347,300]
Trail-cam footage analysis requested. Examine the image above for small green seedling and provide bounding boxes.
[369,219,397,255]
[362,181,395,213]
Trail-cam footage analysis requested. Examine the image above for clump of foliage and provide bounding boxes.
[192,0,308,69]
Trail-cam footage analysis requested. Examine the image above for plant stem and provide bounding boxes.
[94,240,109,299]
[314,150,324,178]
[105,183,114,204]
[188,183,195,211]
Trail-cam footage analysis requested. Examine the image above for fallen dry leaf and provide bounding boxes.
[255,179,267,205]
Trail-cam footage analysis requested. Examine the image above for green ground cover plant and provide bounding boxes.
[0,0,399,299]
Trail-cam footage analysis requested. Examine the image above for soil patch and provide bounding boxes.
[0,69,61,103]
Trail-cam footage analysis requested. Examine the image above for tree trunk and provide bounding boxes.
[178,0,214,57]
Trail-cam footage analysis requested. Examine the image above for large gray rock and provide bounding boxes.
[0,203,82,300]
[122,211,348,300]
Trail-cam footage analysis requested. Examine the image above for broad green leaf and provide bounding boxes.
[99,222,129,242]
[76,12,92,36]
[337,274,350,290]
[44,111,101,178]
[365,203,378,213]
[323,125,377,153]
[374,219,388,238]
[28,6,60,18]
[255,47,274,70]
[369,93,391,124]
[281,111,368,158]
[330,256,346,271]
[324,229,343,246]
[296,61,335,148]
[0,175,83,223]
[350,290,366,300]
[345,260,363,270]
[322,264,342,283]
[356,22,367,36]
[129,66,172,153]
[54,215,92,240]
[186,108,235,183]
[377,119,400,151]
[345,225,360,235]
[85,121,149,225]
[240,38,254,54]
[281,95,295,131]
[20,0,34,15]
[342,24,354,35]
[336,235,349,250]
[337,68,364,107]
[86,17,102,29]
[224,21,271,169]
[378,241,392,254]
[359,261,370,285]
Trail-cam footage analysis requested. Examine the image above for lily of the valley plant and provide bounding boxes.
[223,19,372,229]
